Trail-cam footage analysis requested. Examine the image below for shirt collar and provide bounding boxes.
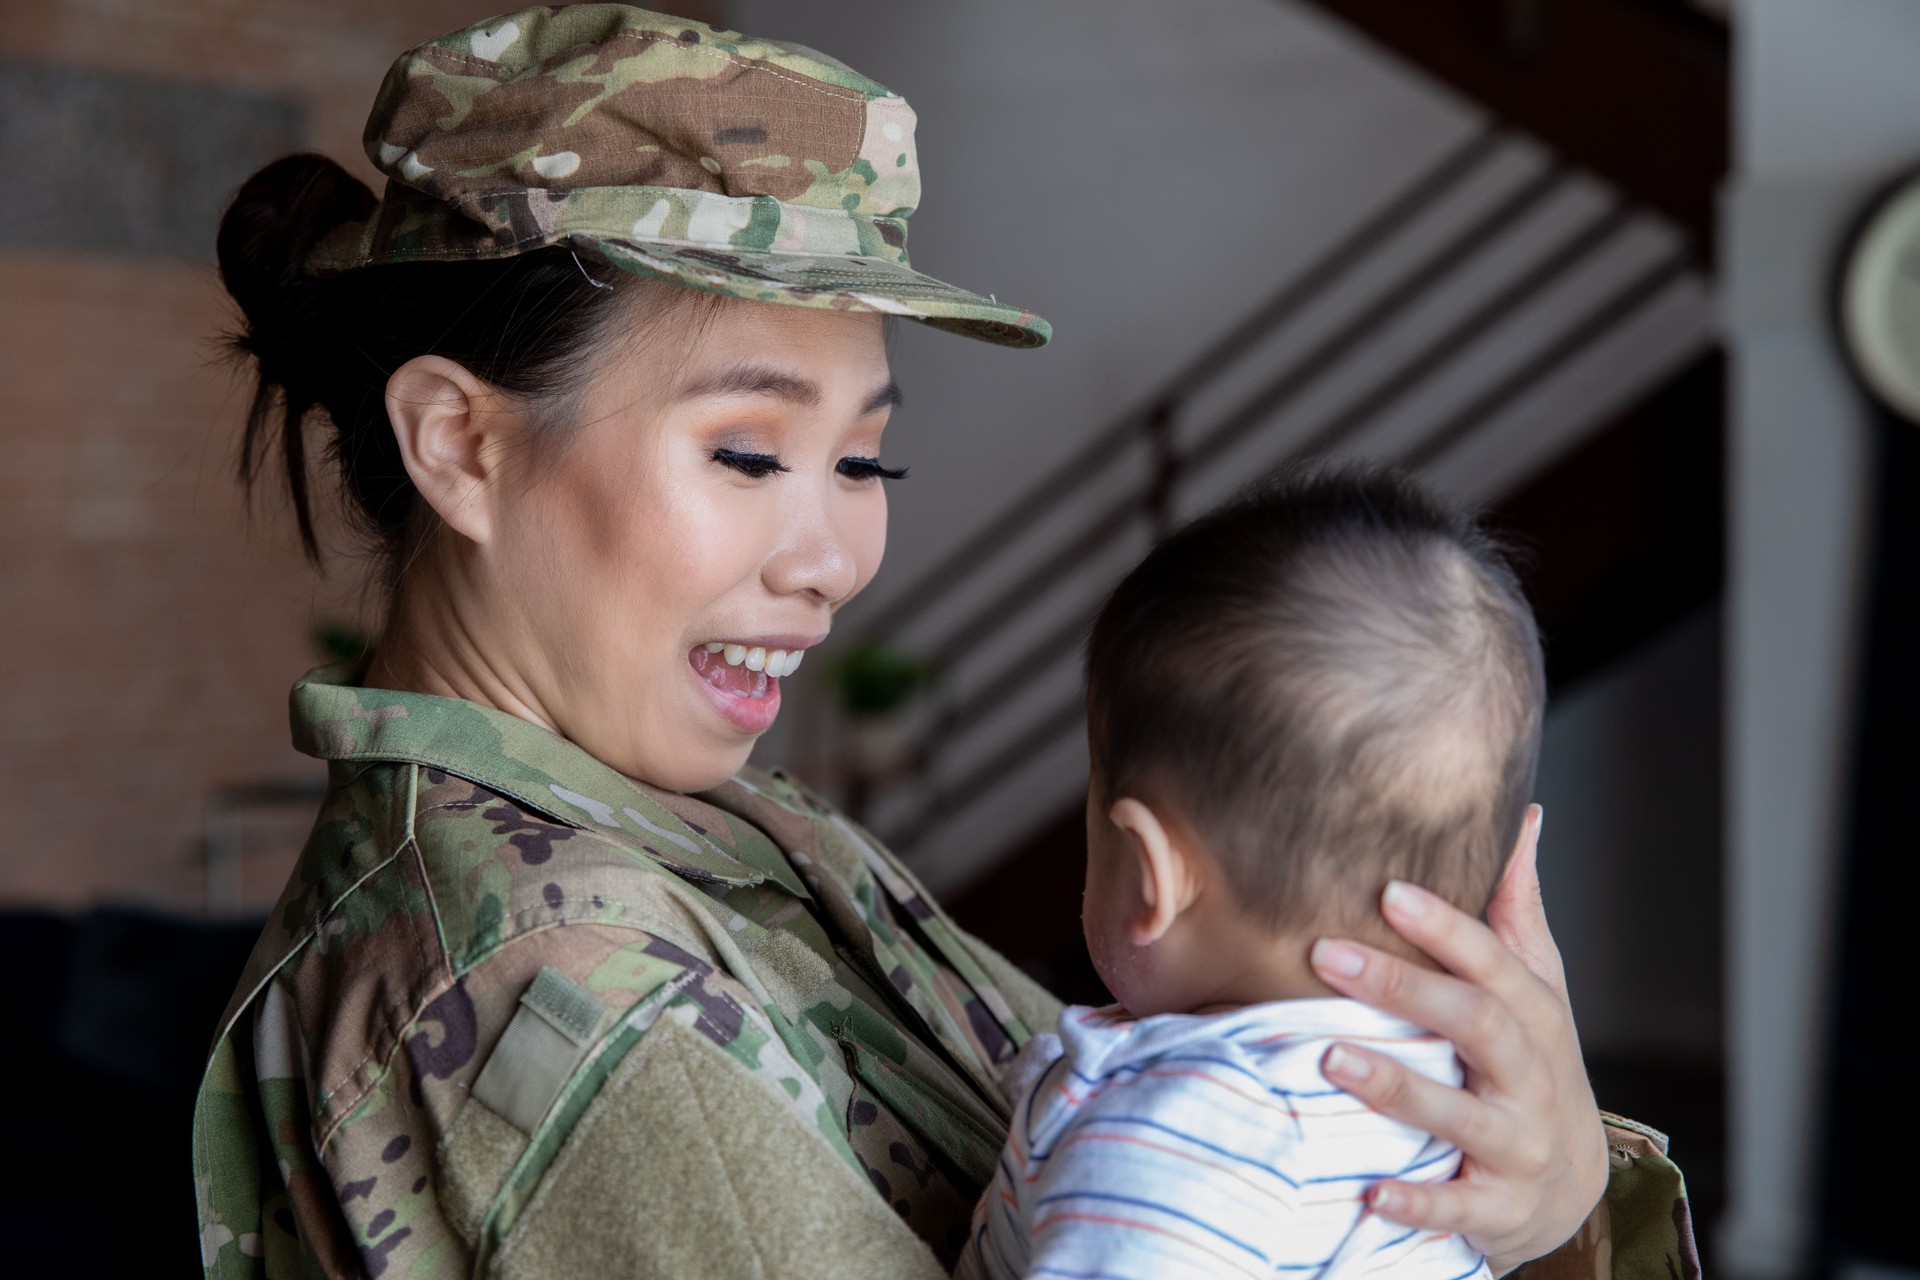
[289,661,766,888]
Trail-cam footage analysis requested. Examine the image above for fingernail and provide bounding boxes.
[1325,1045,1372,1082]
[1383,880,1428,919]
[1311,939,1366,978]
[1534,804,1546,837]
[1370,1184,1400,1213]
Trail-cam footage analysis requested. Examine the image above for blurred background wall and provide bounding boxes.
[0,0,739,910]
[2,2,1910,1278]
[1723,3,1920,1277]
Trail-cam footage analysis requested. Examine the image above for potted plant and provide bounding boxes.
[830,642,935,780]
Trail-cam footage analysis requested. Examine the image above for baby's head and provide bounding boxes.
[1080,463,1545,1015]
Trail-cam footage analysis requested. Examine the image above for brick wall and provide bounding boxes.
[0,1,723,910]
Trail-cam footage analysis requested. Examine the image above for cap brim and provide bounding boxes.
[588,238,1050,349]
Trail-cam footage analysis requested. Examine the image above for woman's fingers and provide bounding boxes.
[1378,875,1561,1032]
[1321,1043,1512,1157]
[1482,806,1570,1001]
[1307,810,1607,1271]
[1310,937,1538,1090]
[1366,1177,1505,1239]
[1324,1038,1586,1268]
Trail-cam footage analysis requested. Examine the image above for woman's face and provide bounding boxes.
[483,298,896,791]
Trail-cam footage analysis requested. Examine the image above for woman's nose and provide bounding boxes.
[763,492,863,604]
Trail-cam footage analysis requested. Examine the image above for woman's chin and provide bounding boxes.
[619,743,754,795]
[580,697,759,796]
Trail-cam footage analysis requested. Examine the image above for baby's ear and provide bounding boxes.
[1485,802,1545,920]
[1107,797,1204,947]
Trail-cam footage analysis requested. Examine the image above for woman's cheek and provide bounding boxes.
[853,487,888,591]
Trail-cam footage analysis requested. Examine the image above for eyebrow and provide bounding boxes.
[679,361,903,416]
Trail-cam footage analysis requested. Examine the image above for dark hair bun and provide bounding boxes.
[218,154,374,393]
[216,153,635,571]
[218,155,375,557]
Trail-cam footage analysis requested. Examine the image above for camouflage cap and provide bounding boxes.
[309,4,1050,347]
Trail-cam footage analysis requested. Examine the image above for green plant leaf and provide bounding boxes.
[831,642,934,718]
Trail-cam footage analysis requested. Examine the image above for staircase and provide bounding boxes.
[825,0,1727,898]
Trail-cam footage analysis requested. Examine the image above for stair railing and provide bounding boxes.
[850,122,1697,857]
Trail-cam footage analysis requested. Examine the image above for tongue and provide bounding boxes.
[690,646,773,698]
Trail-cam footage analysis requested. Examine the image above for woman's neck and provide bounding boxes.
[364,556,562,737]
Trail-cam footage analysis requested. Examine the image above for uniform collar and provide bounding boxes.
[289,662,767,888]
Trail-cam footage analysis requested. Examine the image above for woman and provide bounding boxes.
[193,7,1692,1278]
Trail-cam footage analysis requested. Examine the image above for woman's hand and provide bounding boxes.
[1308,806,1608,1276]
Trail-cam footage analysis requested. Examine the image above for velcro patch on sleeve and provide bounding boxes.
[472,967,613,1133]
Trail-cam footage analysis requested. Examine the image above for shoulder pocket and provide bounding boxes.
[472,967,616,1134]
[459,966,700,1272]
[486,1015,948,1280]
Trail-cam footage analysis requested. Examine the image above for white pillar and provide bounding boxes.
[1720,2,1920,1274]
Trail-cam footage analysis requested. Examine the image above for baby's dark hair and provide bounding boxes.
[1084,462,1545,931]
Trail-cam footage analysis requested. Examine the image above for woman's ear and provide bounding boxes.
[385,355,512,546]
[1107,797,1204,948]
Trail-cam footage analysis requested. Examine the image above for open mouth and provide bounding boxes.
[687,642,809,734]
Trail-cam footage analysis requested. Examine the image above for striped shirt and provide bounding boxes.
[955,1000,1491,1280]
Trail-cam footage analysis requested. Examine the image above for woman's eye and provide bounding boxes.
[837,456,909,481]
[711,448,789,479]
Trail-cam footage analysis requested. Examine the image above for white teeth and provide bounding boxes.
[706,642,805,677]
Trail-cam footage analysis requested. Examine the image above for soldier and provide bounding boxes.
[193,6,1697,1278]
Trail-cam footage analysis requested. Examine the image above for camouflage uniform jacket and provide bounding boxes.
[194,665,1698,1279]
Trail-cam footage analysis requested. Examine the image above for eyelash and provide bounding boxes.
[839,457,910,482]
[711,448,908,482]
[711,448,788,479]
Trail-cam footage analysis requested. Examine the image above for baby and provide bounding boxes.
[956,464,1545,1280]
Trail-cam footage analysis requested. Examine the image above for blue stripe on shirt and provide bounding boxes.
[1300,1141,1459,1184]
[1067,1052,1351,1100]
[1033,1188,1271,1263]
[1072,1114,1310,1188]
[960,1003,1487,1280]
